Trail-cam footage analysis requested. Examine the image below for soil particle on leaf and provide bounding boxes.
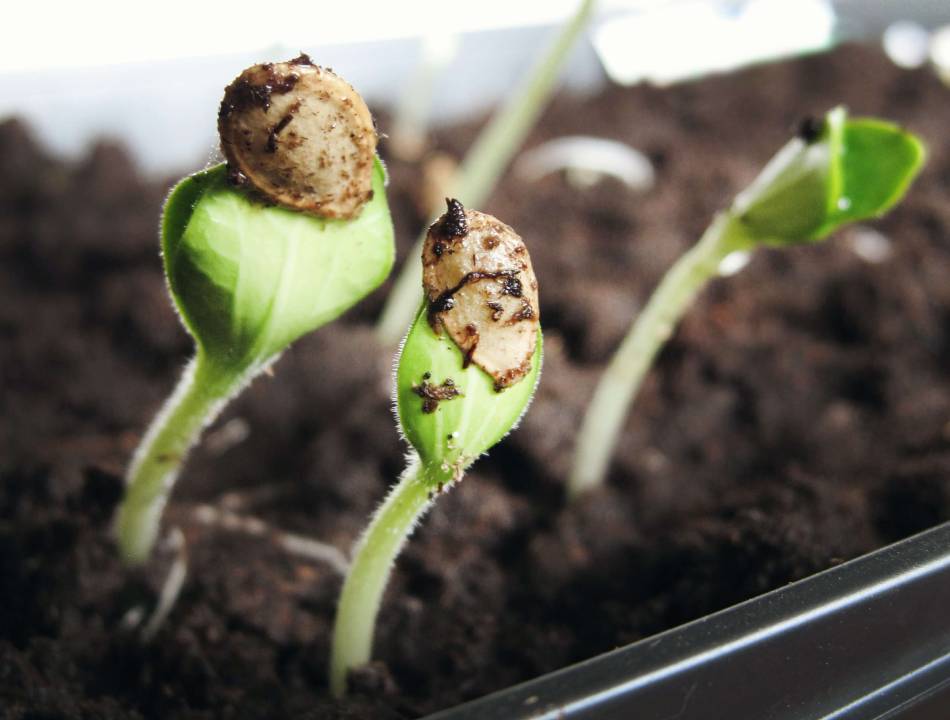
[413,374,463,413]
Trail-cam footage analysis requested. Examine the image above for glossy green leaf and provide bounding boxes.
[812,117,927,238]
[162,158,395,375]
[396,305,542,488]
[732,107,925,246]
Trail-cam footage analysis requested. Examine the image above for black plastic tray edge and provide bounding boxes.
[424,521,950,720]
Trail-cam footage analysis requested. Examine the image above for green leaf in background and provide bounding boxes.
[815,117,927,236]
[732,106,925,247]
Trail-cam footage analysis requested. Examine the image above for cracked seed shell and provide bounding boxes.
[422,199,540,390]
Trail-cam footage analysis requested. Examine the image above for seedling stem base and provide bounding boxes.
[568,212,750,497]
[115,355,255,564]
[330,455,436,697]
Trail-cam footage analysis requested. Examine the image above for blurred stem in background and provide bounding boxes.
[375,0,596,345]
[567,214,751,499]
[567,108,925,498]
[389,31,460,162]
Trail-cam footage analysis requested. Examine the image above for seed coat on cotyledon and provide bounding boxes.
[115,57,395,565]
[422,199,540,390]
[218,53,377,219]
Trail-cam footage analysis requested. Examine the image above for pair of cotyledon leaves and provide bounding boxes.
[164,158,537,484]
[162,107,923,487]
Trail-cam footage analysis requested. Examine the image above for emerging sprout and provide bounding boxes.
[329,201,541,697]
[568,106,925,498]
[114,59,395,565]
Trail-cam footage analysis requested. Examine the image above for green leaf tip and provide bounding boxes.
[732,106,926,247]
[396,305,542,489]
[162,157,395,375]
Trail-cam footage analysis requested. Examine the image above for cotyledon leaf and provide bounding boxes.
[396,303,542,488]
[163,157,394,374]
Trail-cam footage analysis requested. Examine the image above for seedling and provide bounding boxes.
[114,56,395,564]
[330,199,542,697]
[568,107,925,498]
[375,0,595,345]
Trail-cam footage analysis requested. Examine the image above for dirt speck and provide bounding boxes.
[437,197,468,239]
[412,375,463,413]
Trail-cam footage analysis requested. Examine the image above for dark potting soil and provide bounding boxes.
[2,44,950,719]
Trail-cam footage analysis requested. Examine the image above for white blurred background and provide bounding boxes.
[1,0,949,175]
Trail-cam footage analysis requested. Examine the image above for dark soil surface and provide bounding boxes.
[3,44,950,719]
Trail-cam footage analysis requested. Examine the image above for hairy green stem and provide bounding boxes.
[568,212,751,498]
[115,355,252,564]
[330,455,435,697]
[375,0,596,345]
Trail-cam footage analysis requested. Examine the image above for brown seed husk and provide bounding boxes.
[218,55,376,219]
[423,201,540,390]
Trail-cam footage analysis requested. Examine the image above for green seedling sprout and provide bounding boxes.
[330,199,542,697]
[375,0,595,345]
[115,56,395,564]
[568,107,926,498]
